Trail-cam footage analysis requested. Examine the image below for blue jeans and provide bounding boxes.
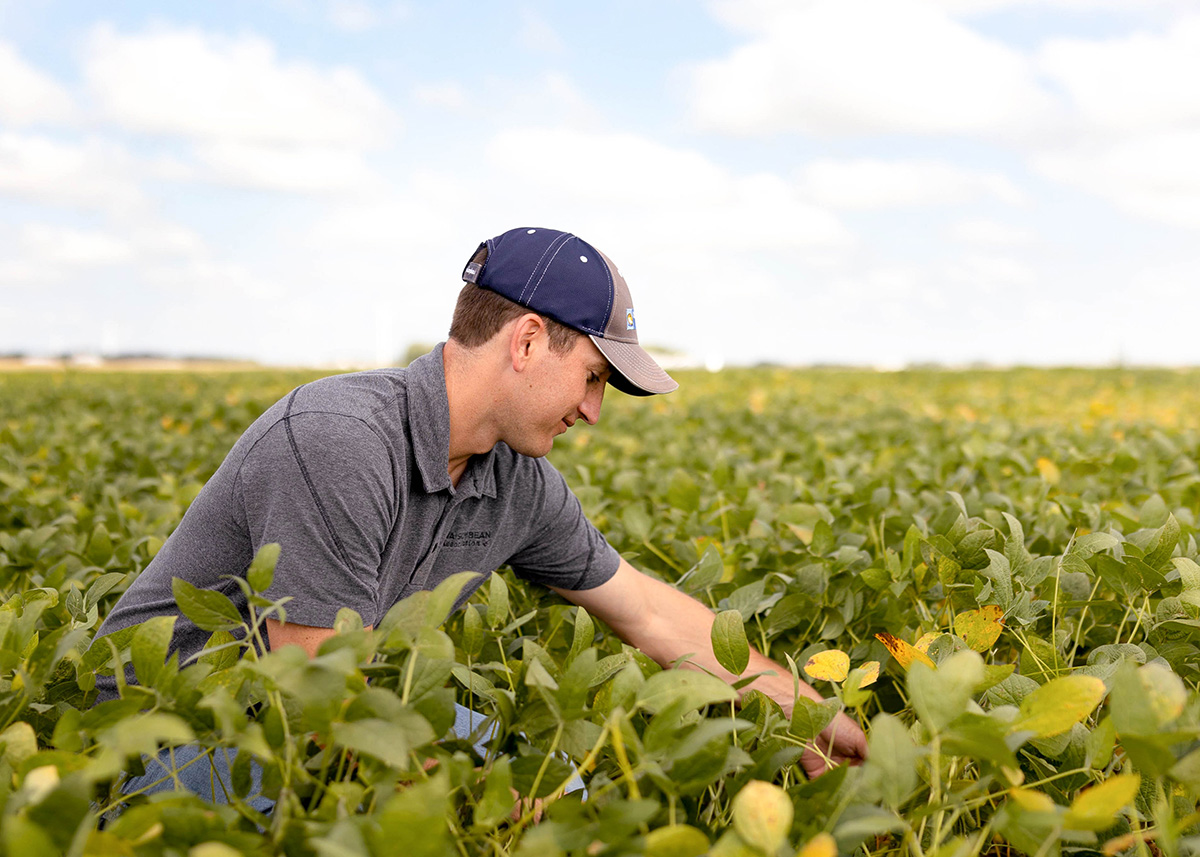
[118,704,583,810]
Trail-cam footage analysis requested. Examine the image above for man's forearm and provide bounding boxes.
[558,559,825,714]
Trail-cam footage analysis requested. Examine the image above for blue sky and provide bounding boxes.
[2,0,1198,367]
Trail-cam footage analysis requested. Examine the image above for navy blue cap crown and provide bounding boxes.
[461,226,679,396]
[462,227,615,338]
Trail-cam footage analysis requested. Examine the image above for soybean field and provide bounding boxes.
[2,365,1200,857]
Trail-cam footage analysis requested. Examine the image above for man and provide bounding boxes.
[95,227,865,798]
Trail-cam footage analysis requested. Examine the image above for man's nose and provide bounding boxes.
[578,384,604,425]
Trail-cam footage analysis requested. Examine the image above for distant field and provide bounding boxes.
[1,366,1199,856]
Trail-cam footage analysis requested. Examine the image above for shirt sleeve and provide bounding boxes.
[507,458,620,591]
[235,411,398,627]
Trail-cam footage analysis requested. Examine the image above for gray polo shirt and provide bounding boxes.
[93,345,620,699]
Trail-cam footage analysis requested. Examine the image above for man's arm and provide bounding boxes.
[265,619,370,658]
[552,558,867,778]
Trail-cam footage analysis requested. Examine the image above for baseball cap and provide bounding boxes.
[462,227,678,396]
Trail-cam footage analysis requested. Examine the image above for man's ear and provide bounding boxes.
[508,313,545,372]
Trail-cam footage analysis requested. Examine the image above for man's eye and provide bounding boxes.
[588,373,601,384]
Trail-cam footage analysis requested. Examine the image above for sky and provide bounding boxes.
[1,0,1199,369]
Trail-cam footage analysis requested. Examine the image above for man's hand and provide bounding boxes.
[555,558,868,778]
[800,710,868,779]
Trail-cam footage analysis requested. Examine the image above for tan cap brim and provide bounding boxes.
[590,335,679,396]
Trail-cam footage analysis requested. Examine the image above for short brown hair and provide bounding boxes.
[448,283,579,355]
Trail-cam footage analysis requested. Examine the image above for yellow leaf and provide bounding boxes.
[786,524,814,545]
[732,781,793,855]
[857,661,880,687]
[1009,788,1057,813]
[876,632,936,670]
[797,832,837,857]
[1037,457,1061,485]
[915,632,940,653]
[1065,774,1140,831]
[954,606,1005,651]
[805,650,850,682]
[1010,675,1106,738]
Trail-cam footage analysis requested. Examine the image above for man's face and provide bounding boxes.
[506,333,610,458]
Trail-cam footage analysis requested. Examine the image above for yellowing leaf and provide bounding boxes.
[1037,457,1061,485]
[857,660,880,687]
[915,632,940,653]
[876,632,936,670]
[732,781,793,855]
[804,649,850,682]
[787,524,814,545]
[643,825,710,857]
[797,832,837,857]
[1010,674,1106,738]
[1065,774,1140,831]
[955,606,1005,651]
[1009,788,1057,813]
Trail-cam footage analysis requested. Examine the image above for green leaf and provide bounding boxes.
[864,713,918,809]
[568,607,594,665]
[811,519,835,555]
[1144,514,1180,568]
[644,825,711,857]
[637,670,737,715]
[246,542,280,593]
[682,545,724,592]
[711,610,750,675]
[171,577,242,632]
[486,573,509,629]
[789,695,841,741]
[1009,674,1106,738]
[425,571,480,629]
[622,502,652,542]
[909,650,984,733]
[461,605,484,659]
[473,756,515,829]
[1173,556,1200,591]
[332,713,435,769]
[131,615,176,687]
[941,712,1018,768]
[980,549,1014,610]
[1109,660,1187,735]
[84,572,127,612]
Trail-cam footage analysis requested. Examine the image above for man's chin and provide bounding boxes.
[507,437,555,458]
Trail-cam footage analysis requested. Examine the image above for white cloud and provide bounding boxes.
[930,0,1190,12]
[327,0,409,31]
[19,224,134,268]
[691,0,1056,137]
[798,159,1026,209]
[143,259,284,300]
[945,253,1037,291]
[485,127,851,251]
[194,141,379,194]
[1034,131,1200,231]
[948,218,1036,246]
[1038,15,1200,135]
[708,0,1194,19]
[0,133,144,212]
[413,81,469,111]
[0,220,207,287]
[84,24,398,147]
[0,42,75,125]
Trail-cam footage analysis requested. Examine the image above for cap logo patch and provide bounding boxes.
[626,308,636,330]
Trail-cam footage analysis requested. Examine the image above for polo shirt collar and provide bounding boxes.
[405,343,498,499]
